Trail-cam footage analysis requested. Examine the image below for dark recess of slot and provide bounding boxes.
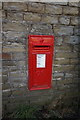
[34,46,49,47]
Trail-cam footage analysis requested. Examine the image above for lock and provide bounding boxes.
[28,35,54,90]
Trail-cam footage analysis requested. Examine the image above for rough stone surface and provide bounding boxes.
[3,2,27,11]
[45,5,62,14]
[0,2,2,10]
[3,21,30,32]
[59,16,70,25]
[41,15,58,24]
[24,12,41,22]
[64,36,79,45]
[71,17,79,26]
[7,12,23,21]
[2,2,79,117]
[63,6,79,15]
[30,24,53,35]
[69,2,79,7]
[28,2,44,13]
[54,26,74,35]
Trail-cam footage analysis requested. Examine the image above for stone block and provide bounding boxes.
[71,16,79,26]
[45,5,62,14]
[30,24,53,35]
[2,83,11,90]
[41,15,58,24]
[12,87,27,97]
[2,53,11,60]
[53,2,68,5]
[69,2,79,7]
[3,2,27,11]
[0,2,2,10]
[74,27,80,35]
[2,61,15,67]
[63,6,79,15]
[56,52,78,59]
[64,36,79,45]
[7,12,23,21]
[73,45,79,52]
[3,20,30,32]
[53,72,64,78]
[55,36,63,45]
[3,43,25,53]
[54,26,74,35]
[65,73,73,78]
[2,75,8,84]
[59,16,70,25]
[2,10,6,19]
[9,71,26,78]
[12,52,26,60]
[54,65,75,72]
[24,12,41,22]
[54,58,70,65]
[2,89,12,98]
[28,2,44,13]
[70,59,78,64]
[3,31,28,43]
[55,44,73,52]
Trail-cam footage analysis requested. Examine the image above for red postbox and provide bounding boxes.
[28,35,54,90]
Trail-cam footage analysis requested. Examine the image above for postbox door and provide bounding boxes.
[28,35,54,90]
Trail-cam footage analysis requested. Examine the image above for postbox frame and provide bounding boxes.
[28,35,54,90]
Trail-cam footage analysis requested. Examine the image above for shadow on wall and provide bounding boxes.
[78,2,80,113]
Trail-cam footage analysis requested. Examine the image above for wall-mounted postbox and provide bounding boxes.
[28,35,54,90]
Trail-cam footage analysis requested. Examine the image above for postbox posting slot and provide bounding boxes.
[33,45,50,50]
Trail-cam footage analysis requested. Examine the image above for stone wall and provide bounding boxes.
[2,2,80,117]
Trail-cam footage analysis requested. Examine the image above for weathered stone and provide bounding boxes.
[73,45,80,52]
[2,89,12,97]
[64,36,79,45]
[2,75,8,84]
[57,78,73,85]
[3,31,27,42]
[53,2,68,5]
[56,52,78,59]
[71,17,79,26]
[12,52,26,60]
[2,53,11,60]
[69,2,79,7]
[55,36,63,45]
[3,2,27,11]
[28,2,44,13]
[55,44,73,52]
[54,58,70,65]
[2,10,6,19]
[54,65,75,72]
[45,5,62,14]
[59,16,70,25]
[2,61,15,66]
[53,72,64,78]
[63,6,79,15]
[9,71,26,78]
[0,2,2,10]
[3,43,25,53]
[3,20,30,32]
[41,15,58,24]
[2,83,11,90]
[54,26,74,35]
[24,12,41,22]
[70,59,79,64]
[7,12,23,21]
[74,27,80,35]
[30,24,53,35]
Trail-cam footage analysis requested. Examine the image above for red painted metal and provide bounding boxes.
[28,35,54,90]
